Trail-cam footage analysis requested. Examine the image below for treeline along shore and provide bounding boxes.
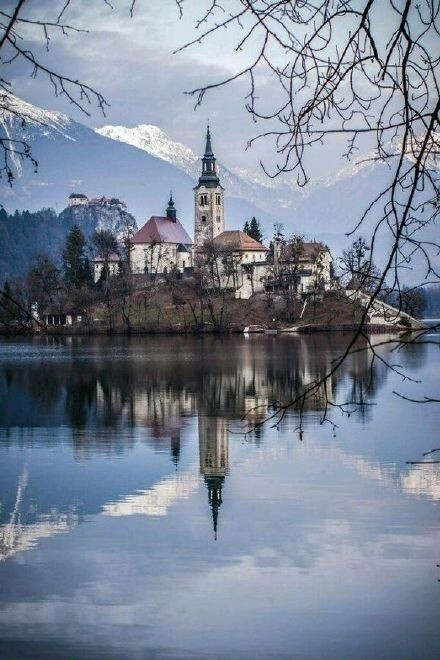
[0,218,430,336]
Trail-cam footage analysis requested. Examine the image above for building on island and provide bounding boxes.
[90,252,120,283]
[194,125,225,251]
[41,308,83,326]
[191,126,332,298]
[68,193,88,206]
[209,230,269,298]
[131,195,193,275]
[88,125,333,298]
[269,240,333,295]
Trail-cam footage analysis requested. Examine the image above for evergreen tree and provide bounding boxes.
[62,225,91,288]
[244,217,263,243]
[248,217,263,243]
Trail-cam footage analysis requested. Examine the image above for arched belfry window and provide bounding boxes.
[216,194,221,205]
[200,194,208,206]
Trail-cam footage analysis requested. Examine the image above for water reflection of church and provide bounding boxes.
[91,336,340,537]
[1,335,434,559]
[198,417,229,538]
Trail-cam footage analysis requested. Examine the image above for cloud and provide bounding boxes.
[5,0,354,176]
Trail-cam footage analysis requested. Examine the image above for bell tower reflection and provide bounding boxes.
[170,430,181,468]
[198,416,229,539]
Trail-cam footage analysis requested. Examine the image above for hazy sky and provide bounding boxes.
[5,0,354,176]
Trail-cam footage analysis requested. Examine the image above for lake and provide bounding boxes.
[0,333,439,659]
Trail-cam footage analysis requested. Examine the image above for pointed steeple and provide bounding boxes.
[205,475,224,540]
[170,431,181,468]
[166,192,177,221]
[204,123,214,157]
[197,123,220,188]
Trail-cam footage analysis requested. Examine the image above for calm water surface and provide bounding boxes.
[0,333,439,659]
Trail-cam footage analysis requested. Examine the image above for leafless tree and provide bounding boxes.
[339,236,381,292]
[0,0,112,183]
[1,0,439,427]
[175,0,439,425]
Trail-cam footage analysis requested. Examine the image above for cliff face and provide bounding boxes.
[0,204,138,281]
[58,204,138,243]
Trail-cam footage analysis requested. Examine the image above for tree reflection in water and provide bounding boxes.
[0,334,430,556]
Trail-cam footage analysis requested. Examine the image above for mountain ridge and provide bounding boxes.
[1,94,437,285]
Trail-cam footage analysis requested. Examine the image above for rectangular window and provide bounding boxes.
[200,194,208,206]
[216,194,221,205]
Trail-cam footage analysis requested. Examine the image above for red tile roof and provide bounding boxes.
[280,241,329,262]
[212,230,268,252]
[133,216,193,245]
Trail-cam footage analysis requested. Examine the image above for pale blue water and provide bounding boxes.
[0,334,439,659]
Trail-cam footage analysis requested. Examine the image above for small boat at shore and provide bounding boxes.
[243,325,266,333]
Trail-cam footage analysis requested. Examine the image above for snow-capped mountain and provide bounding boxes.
[96,124,200,179]
[1,94,273,231]
[1,93,74,176]
[95,121,379,213]
[1,94,437,285]
[1,93,73,135]
[95,122,296,214]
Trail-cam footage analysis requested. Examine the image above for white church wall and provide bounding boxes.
[131,242,190,275]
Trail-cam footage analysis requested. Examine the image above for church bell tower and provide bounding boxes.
[194,125,224,251]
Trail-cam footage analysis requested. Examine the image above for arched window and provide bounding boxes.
[216,194,221,205]
[201,215,206,223]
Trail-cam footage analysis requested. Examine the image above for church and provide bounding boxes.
[130,125,270,293]
[97,125,332,298]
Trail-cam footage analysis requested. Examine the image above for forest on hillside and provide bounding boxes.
[0,205,137,282]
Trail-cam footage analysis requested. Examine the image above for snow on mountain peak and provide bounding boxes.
[1,93,72,133]
[95,124,199,178]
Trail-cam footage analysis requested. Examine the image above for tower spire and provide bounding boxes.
[206,475,224,540]
[197,123,219,187]
[205,122,213,157]
[194,124,225,250]
[166,192,176,221]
